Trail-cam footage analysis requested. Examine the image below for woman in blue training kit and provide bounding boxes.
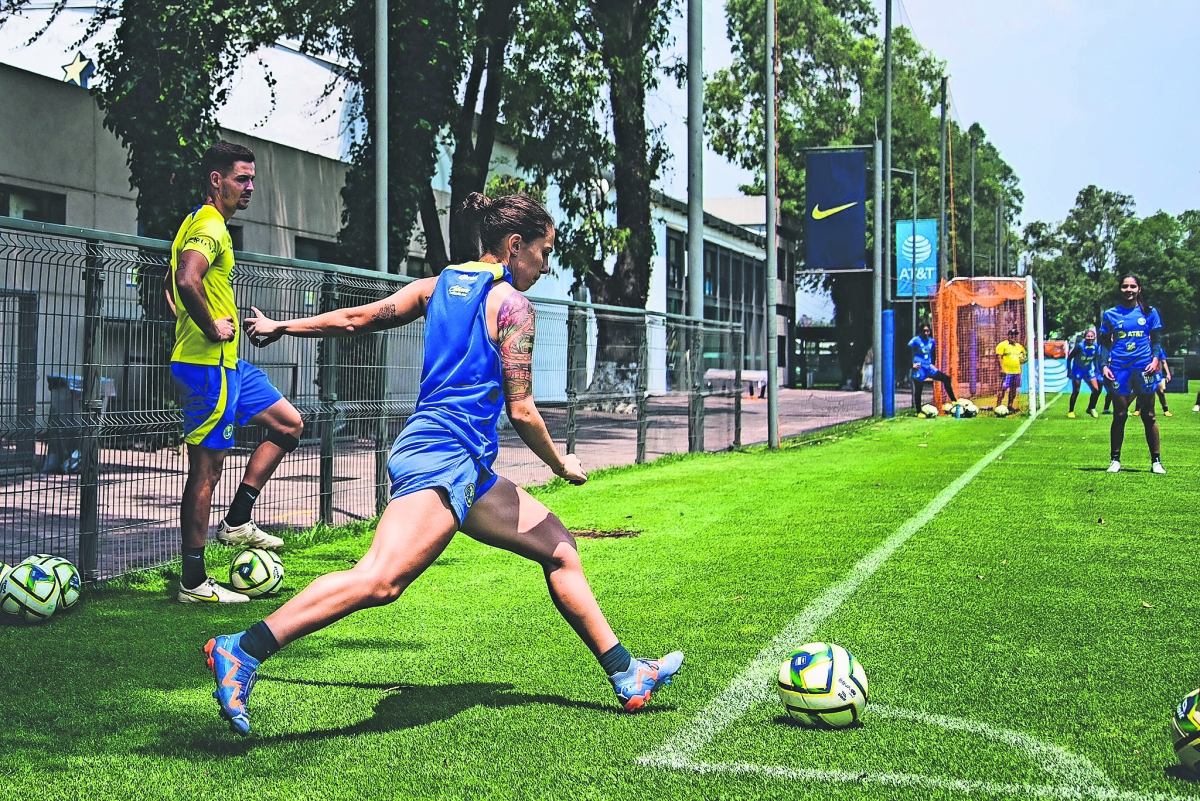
[1099,274,1165,474]
[1066,329,1102,418]
[909,323,956,410]
[202,193,683,736]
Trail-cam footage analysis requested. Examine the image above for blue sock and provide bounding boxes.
[599,642,633,677]
[238,620,280,663]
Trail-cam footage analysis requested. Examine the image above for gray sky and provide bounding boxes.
[657,0,1200,229]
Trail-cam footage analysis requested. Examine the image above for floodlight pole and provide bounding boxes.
[939,77,947,281]
[686,0,704,319]
[375,0,387,273]
[765,0,779,448]
[911,167,916,338]
[883,0,893,304]
[969,136,975,279]
[872,139,883,418]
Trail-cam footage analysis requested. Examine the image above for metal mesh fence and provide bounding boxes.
[0,219,759,580]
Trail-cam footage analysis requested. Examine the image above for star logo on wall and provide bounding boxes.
[62,52,95,88]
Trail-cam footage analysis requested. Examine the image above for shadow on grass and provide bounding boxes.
[150,680,658,756]
[772,715,865,731]
[1165,764,1200,784]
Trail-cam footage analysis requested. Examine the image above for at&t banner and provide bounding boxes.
[805,151,867,270]
[896,219,939,298]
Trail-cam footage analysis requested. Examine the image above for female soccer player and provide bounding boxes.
[1154,345,1173,417]
[1099,274,1164,474]
[202,193,682,736]
[908,323,956,410]
[1066,329,1102,418]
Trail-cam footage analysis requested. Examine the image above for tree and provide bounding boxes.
[1115,211,1200,342]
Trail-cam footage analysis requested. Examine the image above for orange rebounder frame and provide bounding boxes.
[930,277,1045,415]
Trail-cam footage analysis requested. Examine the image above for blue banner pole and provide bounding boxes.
[882,309,895,418]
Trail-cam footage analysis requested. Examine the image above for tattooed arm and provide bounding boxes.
[496,290,586,485]
[243,277,436,346]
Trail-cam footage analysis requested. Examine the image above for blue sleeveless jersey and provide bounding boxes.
[407,261,511,469]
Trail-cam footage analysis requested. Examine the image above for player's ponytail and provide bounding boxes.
[453,192,555,264]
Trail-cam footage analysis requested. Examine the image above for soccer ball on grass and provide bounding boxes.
[777,642,868,728]
[920,404,939,418]
[20,554,81,611]
[960,401,978,418]
[994,405,1009,418]
[1172,688,1200,774]
[0,562,60,623]
[229,548,285,597]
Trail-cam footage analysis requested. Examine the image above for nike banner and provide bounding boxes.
[895,218,939,298]
[805,150,867,271]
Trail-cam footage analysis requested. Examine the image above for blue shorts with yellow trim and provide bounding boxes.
[388,419,498,526]
[171,360,284,450]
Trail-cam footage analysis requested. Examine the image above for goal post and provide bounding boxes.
[931,276,1044,418]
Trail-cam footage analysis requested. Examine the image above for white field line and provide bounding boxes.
[640,409,1045,768]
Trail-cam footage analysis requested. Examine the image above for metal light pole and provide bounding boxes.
[687,0,704,319]
[872,140,883,417]
[938,77,947,281]
[882,0,893,303]
[969,135,975,279]
[375,0,387,273]
[764,0,779,448]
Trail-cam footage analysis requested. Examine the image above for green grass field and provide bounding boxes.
[5,390,1200,800]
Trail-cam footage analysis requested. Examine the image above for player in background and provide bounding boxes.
[169,142,304,603]
[201,193,683,735]
[1153,345,1173,417]
[1099,274,1164,474]
[1066,329,1102,418]
[909,323,957,411]
[994,327,1028,411]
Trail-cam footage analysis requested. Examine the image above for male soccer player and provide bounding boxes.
[995,327,1028,411]
[169,141,304,603]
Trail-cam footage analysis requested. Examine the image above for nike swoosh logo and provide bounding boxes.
[188,588,219,602]
[811,202,858,220]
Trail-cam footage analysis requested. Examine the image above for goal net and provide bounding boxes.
[930,277,1045,415]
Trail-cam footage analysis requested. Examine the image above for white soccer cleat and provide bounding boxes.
[1106,460,1122,473]
[1151,461,1167,475]
[1193,405,1199,413]
[178,576,250,604]
[217,519,284,550]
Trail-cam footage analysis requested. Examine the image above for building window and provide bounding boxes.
[295,236,342,264]
[0,184,65,224]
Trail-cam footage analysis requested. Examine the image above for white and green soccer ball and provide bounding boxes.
[994,405,1009,418]
[941,402,954,414]
[961,401,978,418]
[229,548,285,597]
[1173,688,1200,774]
[0,562,60,623]
[20,554,81,611]
[777,642,869,728]
[921,404,939,418]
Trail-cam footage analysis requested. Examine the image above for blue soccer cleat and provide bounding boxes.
[203,633,259,736]
[611,651,684,711]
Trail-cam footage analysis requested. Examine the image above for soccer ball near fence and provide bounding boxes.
[920,404,939,418]
[941,402,954,414]
[995,405,1009,418]
[0,563,60,623]
[961,401,978,418]
[21,554,82,611]
[230,548,285,597]
[1172,689,1200,774]
[777,642,868,728]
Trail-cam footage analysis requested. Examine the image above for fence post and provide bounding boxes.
[374,335,389,515]
[78,241,105,581]
[734,324,743,447]
[688,321,705,452]
[635,314,649,464]
[566,305,587,455]
[318,273,339,525]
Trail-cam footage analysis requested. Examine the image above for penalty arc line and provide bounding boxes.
[640,402,1057,770]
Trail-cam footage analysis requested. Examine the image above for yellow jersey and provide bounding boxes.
[169,204,239,367]
[996,340,1027,375]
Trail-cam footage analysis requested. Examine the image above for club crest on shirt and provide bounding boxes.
[223,423,234,440]
[448,285,470,297]
[1138,317,1146,326]
[464,482,476,508]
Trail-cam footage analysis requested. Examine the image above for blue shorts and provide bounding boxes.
[912,364,939,382]
[171,360,284,449]
[1001,373,1021,390]
[1070,368,1099,383]
[1107,366,1156,396]
[388,419,499,526]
